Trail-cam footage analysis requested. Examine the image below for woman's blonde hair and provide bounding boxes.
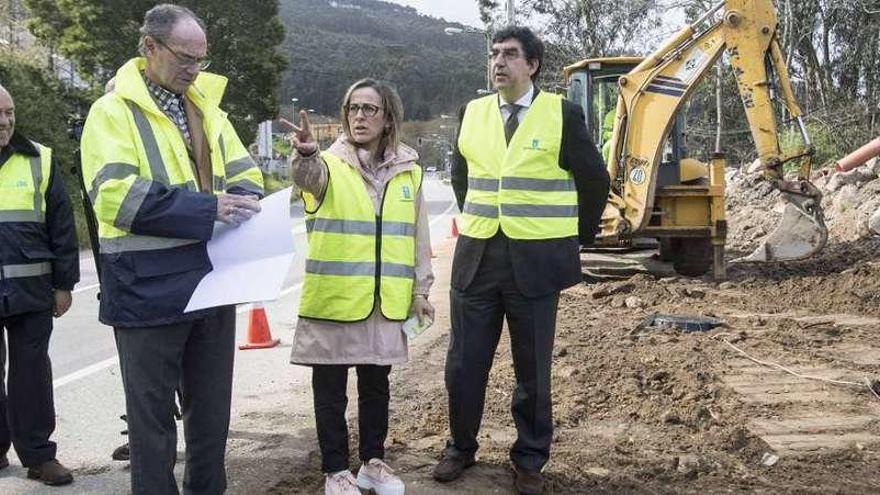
[340,78,404,155]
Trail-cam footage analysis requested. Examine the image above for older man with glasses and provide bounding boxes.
[79,4,263,494]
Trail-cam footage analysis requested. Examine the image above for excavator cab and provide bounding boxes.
[566,57,721,277]
[567,58,637,162]
[566,58,699,187]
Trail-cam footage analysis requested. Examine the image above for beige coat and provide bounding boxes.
[289,136,434,365]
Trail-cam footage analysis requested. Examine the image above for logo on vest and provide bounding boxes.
[524,138,547,152]
[401,185,413,201]
[0,179,29,189]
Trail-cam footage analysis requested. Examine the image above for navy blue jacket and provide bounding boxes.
[95,177,261,328]
[0,132,80,317]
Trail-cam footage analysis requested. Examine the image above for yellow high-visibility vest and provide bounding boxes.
[0,141,53,280]
[81,57,263,254]
[458,92,578,240]
[298,152,422,322]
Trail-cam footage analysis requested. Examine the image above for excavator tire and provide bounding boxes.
[670,238,713,277]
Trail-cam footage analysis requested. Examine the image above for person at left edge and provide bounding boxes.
[79,4,263,494]
[0,84,79,486]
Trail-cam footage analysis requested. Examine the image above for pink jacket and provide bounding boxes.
[289,135,433,365]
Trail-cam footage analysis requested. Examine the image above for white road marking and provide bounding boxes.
[53,356,118,389]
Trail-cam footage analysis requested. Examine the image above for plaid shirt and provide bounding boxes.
[143,73,192,146]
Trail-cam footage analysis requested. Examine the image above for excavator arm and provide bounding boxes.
[602,0,827,263]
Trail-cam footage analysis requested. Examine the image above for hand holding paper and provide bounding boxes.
[185,188,295,312]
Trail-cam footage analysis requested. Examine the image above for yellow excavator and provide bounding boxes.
[564,0,827,278]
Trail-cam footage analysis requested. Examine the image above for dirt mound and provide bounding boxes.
[726,160,880,256]
[388,269,880,493]
[381,178,880,493]
[726,170,783,253]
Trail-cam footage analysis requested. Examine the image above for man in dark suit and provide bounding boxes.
[432,26,610,494]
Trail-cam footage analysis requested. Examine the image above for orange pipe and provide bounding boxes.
[838,137,880,172]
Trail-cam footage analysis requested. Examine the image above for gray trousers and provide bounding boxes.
[115,306,236,495]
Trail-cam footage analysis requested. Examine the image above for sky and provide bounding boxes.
[389,0,483,27]
[386,1,690,52]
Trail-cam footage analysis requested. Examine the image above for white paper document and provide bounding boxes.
[185,188,295,312]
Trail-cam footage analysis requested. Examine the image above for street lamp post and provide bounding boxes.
[444,26,492,92]
[290,97,299,123]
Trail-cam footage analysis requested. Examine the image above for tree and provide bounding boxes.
[0,52,94,172]
[276,0,484,120]
[477,0,500,26]
[521,0,660,57]
[24,0,287,143]
[198,0,286,142]
[492,0,880,165]
[0,52,96,245]
[476,0,662,88]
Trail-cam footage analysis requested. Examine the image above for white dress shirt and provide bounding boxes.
[499,84,535,124]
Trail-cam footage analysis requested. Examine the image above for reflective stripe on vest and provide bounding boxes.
[127,101,170,184]
[298,152,421,322]
[0,142,51,223]
[99,236,201,254]
[304,218,416,237]
[1,262,51,279]
[91,101,224,254]
[305,260,415,279]
[457,92,578,240]
[83,58,263,256]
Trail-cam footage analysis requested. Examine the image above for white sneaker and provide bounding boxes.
[325,470,360,495]
[356,458,405,495]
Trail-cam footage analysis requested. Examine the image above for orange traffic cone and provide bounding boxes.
[239,303,280,350]
[450,217,459,238]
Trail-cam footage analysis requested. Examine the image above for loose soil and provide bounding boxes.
[268,167,880,494]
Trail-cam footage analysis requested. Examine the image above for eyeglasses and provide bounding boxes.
[347,103,383,118]
[490,48,524,62]
[155,38,211,70]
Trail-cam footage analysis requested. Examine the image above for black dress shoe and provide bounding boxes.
[432,453,475,482]
[111,442,130,461]
[513,464,544,495]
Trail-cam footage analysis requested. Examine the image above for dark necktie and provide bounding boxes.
[504,104,523,144]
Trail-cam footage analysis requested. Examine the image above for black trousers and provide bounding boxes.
[311,364,392,473]
[114,306,236,495]
[445,234,559,471]
[0,310,57,467]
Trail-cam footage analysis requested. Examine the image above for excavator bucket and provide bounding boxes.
[735,191,827,262]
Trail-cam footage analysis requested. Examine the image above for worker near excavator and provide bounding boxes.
[432,26,610,495]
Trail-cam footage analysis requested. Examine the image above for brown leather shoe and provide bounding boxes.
[0,454,9,470]
[513,464,544,494]
[27,459,74,486]
[432,453,475,482]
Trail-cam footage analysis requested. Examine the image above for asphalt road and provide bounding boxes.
[0,177,456,493]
